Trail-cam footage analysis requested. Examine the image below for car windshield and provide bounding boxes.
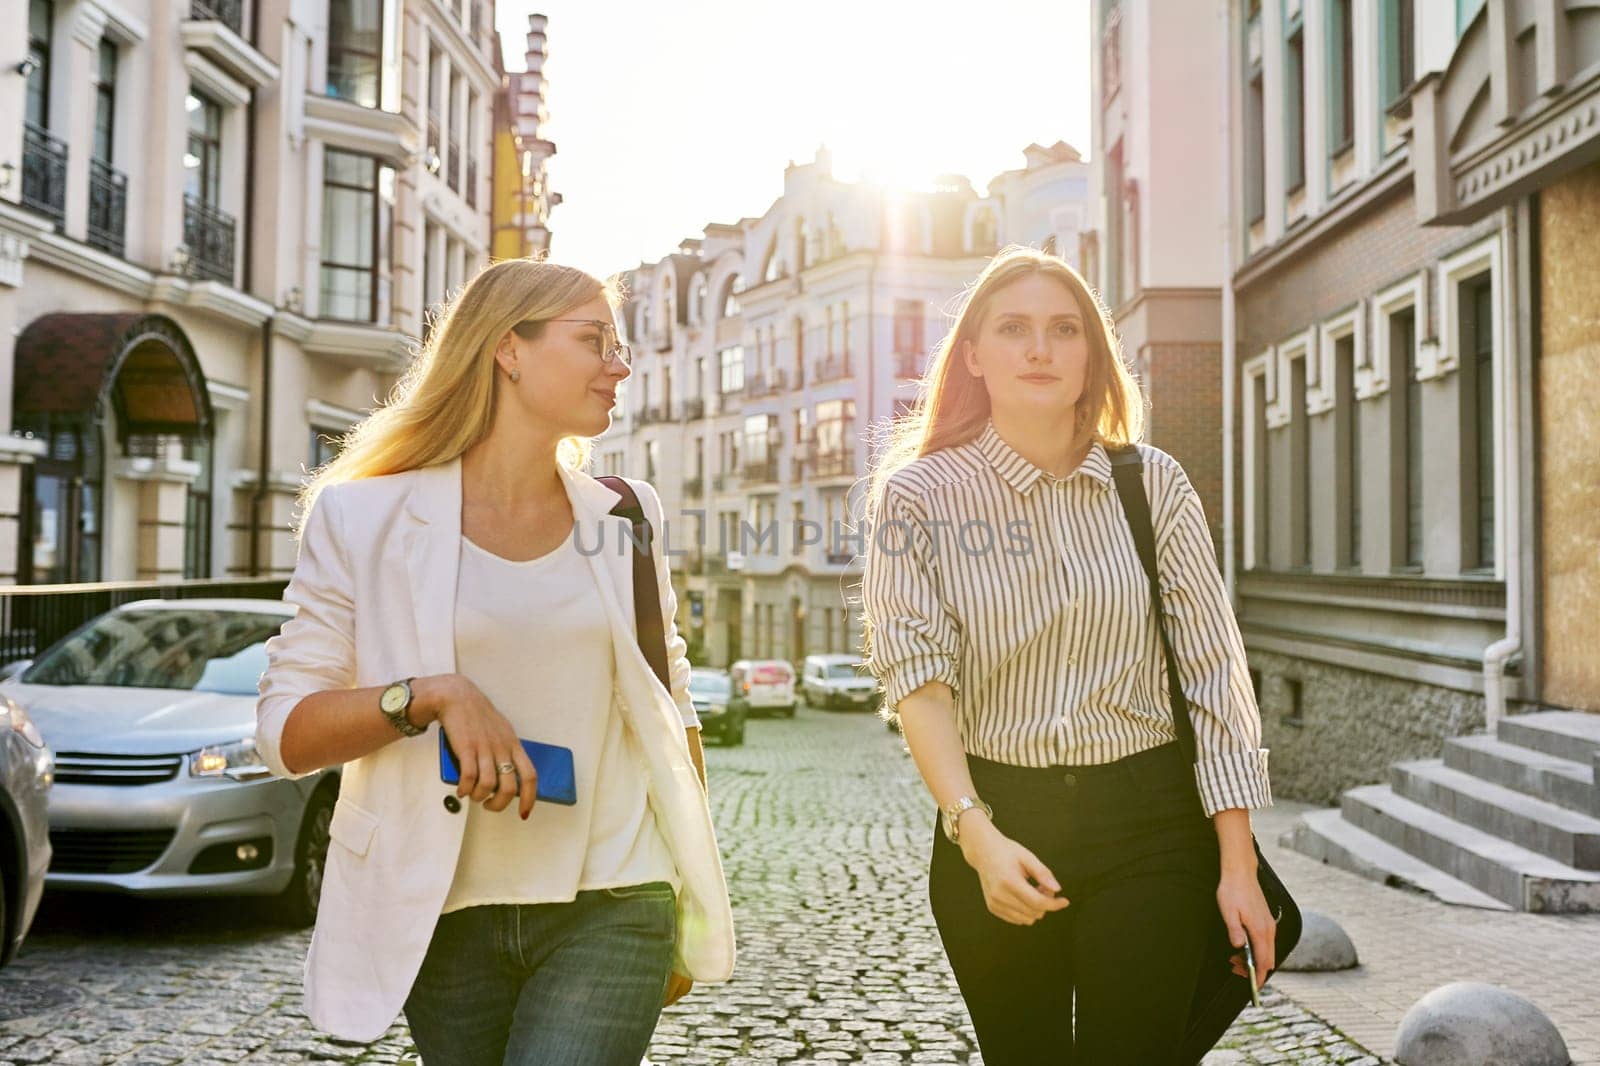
[825,663,866,679]
[688,673,731,699]
[21,608,287,695]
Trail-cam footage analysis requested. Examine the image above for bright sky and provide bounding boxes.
[497,1,1092,278]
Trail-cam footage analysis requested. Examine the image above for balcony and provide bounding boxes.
[635,404,668,428]
[741,458,779,486]
[683,475,704,497]
[743,370,786,399]
[681,397,705,421]
[190,0,242,34]
[813,354,852,383]
[86,158,128,258]
[813,449,856,479]
[894,350,923,378]
[182,195,237,285]
[21,123,67,230]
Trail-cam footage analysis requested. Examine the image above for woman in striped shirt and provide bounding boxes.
[861,246,1276,1063]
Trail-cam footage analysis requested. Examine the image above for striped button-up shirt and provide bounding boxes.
[861,420,1271,816]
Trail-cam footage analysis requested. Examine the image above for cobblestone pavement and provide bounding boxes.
[1,707,1376,1064]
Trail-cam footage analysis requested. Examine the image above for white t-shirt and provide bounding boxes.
[441,529,679,913]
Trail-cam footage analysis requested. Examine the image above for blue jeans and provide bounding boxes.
[403,882,678,1066]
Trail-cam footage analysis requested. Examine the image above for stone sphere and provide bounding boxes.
[1279,910,1358,972]
[1394,982,1570,1066]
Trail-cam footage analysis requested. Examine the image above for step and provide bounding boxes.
[1341,784,1600,912]
[1443,733,1598,816]
[1390,759,1600,869]
[1281,808,1511,910]
[1497,710,1600,765]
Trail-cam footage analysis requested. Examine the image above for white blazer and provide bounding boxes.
[255,457,735,1042]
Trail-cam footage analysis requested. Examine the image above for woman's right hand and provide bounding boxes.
[957,816,1070,925]
[412,674,537,819]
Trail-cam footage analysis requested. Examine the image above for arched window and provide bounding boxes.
[721,274,742,318]
[691,274,709,324]
[761,237,783,282]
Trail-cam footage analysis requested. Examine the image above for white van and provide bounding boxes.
[800,653,880,711]
[727,659,797,718]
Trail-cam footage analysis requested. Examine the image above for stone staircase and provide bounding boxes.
[1283,710,1600,913]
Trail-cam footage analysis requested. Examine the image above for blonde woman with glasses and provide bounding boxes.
[255,259,734,1064]
[861,246,1278,1063]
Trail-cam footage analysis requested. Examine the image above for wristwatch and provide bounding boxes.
[941,795,994,844]
[379,677,425,737]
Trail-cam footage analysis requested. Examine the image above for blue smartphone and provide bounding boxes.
[438,731,577,806]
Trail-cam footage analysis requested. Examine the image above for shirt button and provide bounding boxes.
[443,795,462,814]
[1062,772,1078,787]
[1067,654,1079,667]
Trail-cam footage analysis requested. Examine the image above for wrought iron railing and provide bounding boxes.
[190,0,244,34]
[0,577,287,667]
[87,158,128,258]
[183,195,237,284]
[21,123,67,230]
[741,459,779,485]
[681,398,705,421]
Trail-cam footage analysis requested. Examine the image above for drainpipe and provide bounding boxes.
[1219,0,1239,604]
[1481,204,1523,731]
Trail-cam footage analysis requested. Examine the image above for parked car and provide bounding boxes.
[0,690,52,967]
[687,668,745,746]
[727,659,797,718]
[0,598,339,927]
[800,654,881,712]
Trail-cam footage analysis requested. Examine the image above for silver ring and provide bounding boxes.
[496,762,516,776]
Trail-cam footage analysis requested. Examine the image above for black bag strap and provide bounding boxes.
[1104,445,1199,767]
[595,476,672,691]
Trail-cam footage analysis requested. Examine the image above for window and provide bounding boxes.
[93,39,116,164]
[447,73,462,192]
[815,399,855,468]
[1244,66,1265,225]
[1290,356,1311,568]
[183,438,213,580]
[25,0,51,129]
[320,150,395,322]
[184,92,222,205]
[893,299,924,355]
[762,239,783,282]
[719,345,745,395]
[693,436,704,478]
[1385,0,1415,108]
[663,367,673,416]
[1455,0,1485,37]
[1285,27,1306,194]
[1393,307,1423,568]
[744,414,777,471]
[464,90,478,207]
[426,40,441,157]
[1329,0,1354,154]
[1335,334,1360,567]
[645,440,659,482]
[328,0,383,107]
[1461,274,1495,571]
[721,275,742,318]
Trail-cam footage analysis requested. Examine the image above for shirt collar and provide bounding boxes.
[974,419,1114,496]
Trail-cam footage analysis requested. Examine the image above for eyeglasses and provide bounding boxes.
[519,317,633,369]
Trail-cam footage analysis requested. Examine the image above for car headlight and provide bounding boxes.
[190,738,272,782]
[704,701,727,717]
[0,696,46,749]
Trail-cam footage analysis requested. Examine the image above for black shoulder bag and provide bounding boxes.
[595,476,672,688]
[1104,445,1302,1062]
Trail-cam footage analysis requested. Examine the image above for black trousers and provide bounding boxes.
[929,741,1222,1066]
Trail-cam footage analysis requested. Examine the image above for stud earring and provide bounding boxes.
[509,367,521,383]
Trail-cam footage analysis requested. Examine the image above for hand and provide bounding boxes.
[1217,871,1277,989]
[957,816,1070,926]
[413,674,537,819]
[663,972,693,1007]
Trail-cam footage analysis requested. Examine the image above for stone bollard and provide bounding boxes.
[1278,910,1358,972]
[1394,982,1570,1066]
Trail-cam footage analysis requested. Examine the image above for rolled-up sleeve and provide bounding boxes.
[1151,461,1272,816]
[861,478,962,709]
[635,479,699,729]
[255,486,356,781]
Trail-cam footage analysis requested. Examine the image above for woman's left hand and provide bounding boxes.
[1217,871,1277,987]
[663,972,693,1007]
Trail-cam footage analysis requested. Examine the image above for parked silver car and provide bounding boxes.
[0,599,338,926]
[0,689,51,966]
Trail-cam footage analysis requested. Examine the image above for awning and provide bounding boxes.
[13,312,214,442]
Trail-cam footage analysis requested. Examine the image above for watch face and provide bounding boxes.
[380,683,407,714]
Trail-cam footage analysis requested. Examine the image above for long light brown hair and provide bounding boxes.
[866,245,1145,516]
[296,258,622,533]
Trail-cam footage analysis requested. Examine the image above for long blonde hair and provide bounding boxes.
[866,245,1144,515]
[297,258,622,531]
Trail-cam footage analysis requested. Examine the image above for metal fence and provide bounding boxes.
[0,578,288,668]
